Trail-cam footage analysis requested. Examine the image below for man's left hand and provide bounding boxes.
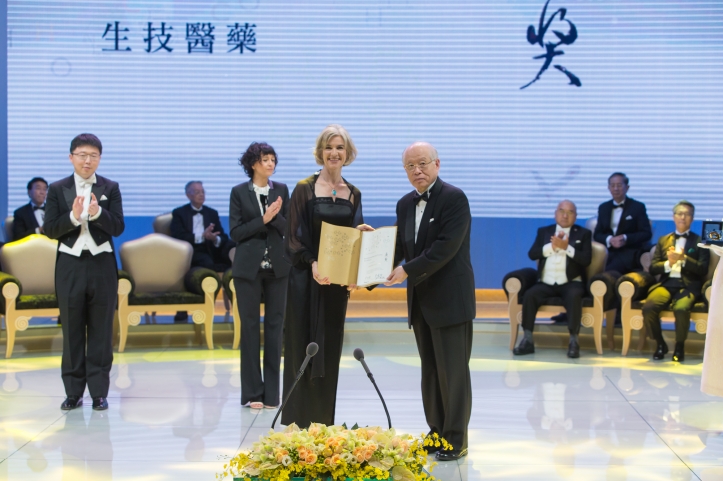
[87,193,99,217]
[550,232,569,251]
[610,235,626,248]
[385,266,408,286]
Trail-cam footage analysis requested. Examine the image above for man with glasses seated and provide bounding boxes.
[642,201,709,362]
[513,200,592,358]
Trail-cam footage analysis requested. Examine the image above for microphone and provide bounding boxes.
[271,342,318,429]
[353,348,392,429]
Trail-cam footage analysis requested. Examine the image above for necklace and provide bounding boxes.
[322,174,343,197]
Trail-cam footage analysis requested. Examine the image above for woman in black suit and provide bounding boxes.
[229,142,290,409]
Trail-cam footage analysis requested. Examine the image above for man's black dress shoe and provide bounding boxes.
[567,339,580,359]
[672,342,685,362]
[653,342,669,360]
[550,313,568,324]
[436,449,468,461]
[60,396,82,410]
[92,397,109,410]
[174,311,188,323]
[513,339,535,355]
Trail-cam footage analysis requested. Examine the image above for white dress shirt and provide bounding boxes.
[33,203,45,233]
[191,205,221,247]
[541,225,580,285]
[665,230,689,278]
[414,180,436,243]
[606,201,627,248]
[58,173,112,256]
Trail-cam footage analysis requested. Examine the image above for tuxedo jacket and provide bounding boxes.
[44,175,125,252]
[593,196,652,250]
[12,202,41,241]
[170,203,230,251]
[529,224,592,283]
[394,178,476,329]
[228,180,290,280]
[649,232,709,296]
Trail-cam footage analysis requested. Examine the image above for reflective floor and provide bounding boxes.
[1,335,722,480]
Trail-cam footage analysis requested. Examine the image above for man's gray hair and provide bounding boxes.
[402,141,439,162]
[185,181,203,193]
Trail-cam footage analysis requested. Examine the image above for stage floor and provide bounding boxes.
[0,339,721,480]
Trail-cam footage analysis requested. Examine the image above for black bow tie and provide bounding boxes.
[613,202,624,209]
[674,233,689,239]
[33,205,44,211]
[413,191,429,205]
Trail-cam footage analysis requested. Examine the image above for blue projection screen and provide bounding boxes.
[7,1,723,219]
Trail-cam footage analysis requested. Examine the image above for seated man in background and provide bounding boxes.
[643,200,709,362]
[593,172,652,274]
[514,200,592,358]
[171,181,233,322]
[12,177,48,241]
[171,181,233,272]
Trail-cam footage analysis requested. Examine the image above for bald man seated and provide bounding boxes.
[514,200,592,358]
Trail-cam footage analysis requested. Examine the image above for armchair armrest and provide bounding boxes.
[703,279,713,305]
[117,270,136,297]
[589,270,621,311]
[0,271,22,315]
[616,271,655,302]
[502,268,538,301]
[184,267,221,297]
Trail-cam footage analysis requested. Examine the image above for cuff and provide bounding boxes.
[35,227,41,234]
[542,243,554,257]
[194,234,203,244]
[664,260,672,273]
[566,245,576,258]
[606,235,613,248]
[214,235,221,248]
[88,206,102,222]
[622,234,627,242]
[69,211,81,227]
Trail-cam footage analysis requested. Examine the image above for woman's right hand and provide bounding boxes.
[312,261,330,285]
[263,197,283,224]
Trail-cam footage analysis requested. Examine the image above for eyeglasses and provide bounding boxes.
[674,211,692,218]
[404,160,435,172]
[71,153,100,161]
[557,209,576,216]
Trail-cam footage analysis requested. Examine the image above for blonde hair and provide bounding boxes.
[314,124,357,166]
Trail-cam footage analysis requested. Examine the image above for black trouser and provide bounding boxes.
[606,248,641,275]
[55,251,117,398]
[642,285,696,344]
[411,294,472,452]
[192,242,233,272]
[521,281,585,334]
[234,271,288,406]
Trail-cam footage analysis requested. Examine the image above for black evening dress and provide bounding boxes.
[281,172,363,428]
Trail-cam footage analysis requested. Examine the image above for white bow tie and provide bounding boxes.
[77,175,96,189]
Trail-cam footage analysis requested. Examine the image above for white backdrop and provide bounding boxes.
[8,0,723,218]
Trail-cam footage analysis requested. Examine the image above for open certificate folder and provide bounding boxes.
[317,222,397,287]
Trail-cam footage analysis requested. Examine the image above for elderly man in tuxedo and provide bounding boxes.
[593,172,652,274]
[44,133,124,411]
[514,200,592,359]
[12,177,48,241]
[385,142,475,461]
[643,200,709,362]
[171,181,233,272]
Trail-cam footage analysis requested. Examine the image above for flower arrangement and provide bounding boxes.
[218,423,450,481]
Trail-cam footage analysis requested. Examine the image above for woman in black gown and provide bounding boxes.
[281,124,372,428]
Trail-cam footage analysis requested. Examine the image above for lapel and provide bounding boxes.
[414,179,443,256]
[617,197,630,230]
[404,194,415,260]
[61,175,76,211]
[683,232,697,258]
[91,177,106,205]
[246,181,263,217]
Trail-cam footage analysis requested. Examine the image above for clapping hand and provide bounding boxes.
[72,196,84,221]
[87,193,99,217]
[550,231,569,251]
[667,246,684,265]
[203,223,221,241]
[263,197,283,224]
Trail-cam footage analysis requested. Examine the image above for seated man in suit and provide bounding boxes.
[12,177,49,241]
[171,181,233,272]
[643,200,709,362]
[514,200,592,358]
[593,172,652,274]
